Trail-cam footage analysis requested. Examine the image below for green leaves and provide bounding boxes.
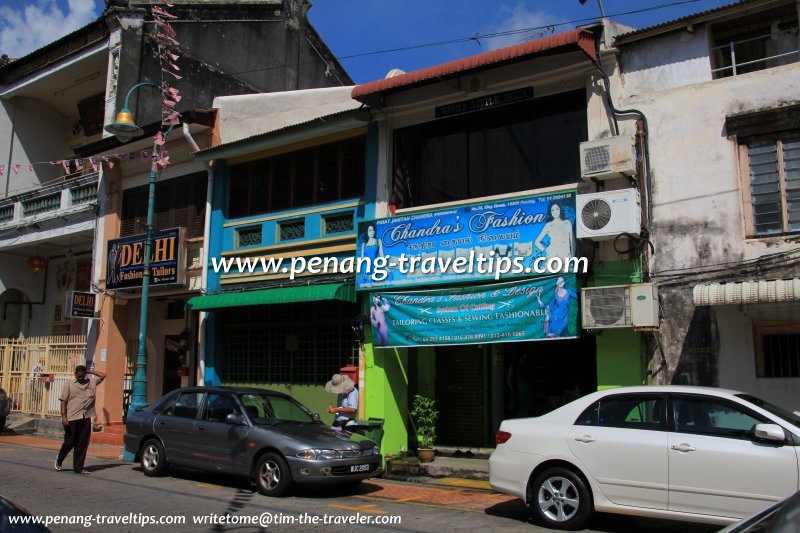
[410,395,438,449]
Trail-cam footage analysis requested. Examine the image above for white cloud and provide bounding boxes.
[484,3,564,51]
[0,0,98,59]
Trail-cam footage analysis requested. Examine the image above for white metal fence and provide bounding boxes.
[0,336,87,417]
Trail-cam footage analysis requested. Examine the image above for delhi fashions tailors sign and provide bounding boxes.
[370,275,579,348]
[356,190,577,290]
[106,228,183,290]
[66,291,96,318]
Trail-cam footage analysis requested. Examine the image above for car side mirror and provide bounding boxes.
[751,423,785,443]
[225,413,245,425]
[312,413,321,423]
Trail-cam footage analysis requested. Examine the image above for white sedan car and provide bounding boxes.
[489,385,800,530]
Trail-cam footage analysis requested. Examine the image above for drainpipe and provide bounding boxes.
[183,122,210,386]
[593,28,655,280]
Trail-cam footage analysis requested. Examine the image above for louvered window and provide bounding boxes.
[746,135,800,236]
[120,171,206,238]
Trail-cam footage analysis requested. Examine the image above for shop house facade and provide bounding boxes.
[351,26,658,454]
[189,87,375,427]
[614,0,800,409]
[0,0,353,431]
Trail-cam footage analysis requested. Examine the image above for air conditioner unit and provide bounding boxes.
[580,136,636,181]
[581,283,659,330]
[577,189,641,240]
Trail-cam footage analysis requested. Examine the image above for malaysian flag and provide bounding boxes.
[389,163,412,215]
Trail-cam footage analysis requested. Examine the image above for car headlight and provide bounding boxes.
[295,449,342,460]
[372,446,380,456]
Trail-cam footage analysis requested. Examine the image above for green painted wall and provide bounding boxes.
[222,382,337,426]
[364,341,409,456]
[587,260,641,288]
[595,329,644,389]
[588,259,646,390]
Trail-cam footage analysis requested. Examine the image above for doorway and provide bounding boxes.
[162,334,184,395]
[501,336,597,423]
[435,345,487,447]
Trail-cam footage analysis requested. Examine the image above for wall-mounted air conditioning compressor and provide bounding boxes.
[581,283,659,330]
[580,136,636,181]
[577,189,641,240]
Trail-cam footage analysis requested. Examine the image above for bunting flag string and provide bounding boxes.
[6,145,185,174]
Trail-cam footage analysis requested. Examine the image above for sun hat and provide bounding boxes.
[325,374,355,394]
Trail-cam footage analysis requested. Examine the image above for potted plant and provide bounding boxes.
[410,395,438,463]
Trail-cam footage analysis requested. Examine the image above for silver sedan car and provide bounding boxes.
[124,386,382,496]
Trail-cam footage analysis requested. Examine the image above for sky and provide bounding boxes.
[0,0,738,84]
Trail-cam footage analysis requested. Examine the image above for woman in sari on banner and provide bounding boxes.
[537,276,578,338]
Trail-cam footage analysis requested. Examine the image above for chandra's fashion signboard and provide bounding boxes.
[356,190,577,290]
[370,275,579,348]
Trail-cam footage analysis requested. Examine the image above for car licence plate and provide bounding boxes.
[350,463,371,473]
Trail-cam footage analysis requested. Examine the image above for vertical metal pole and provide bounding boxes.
[596,0,607,18]
[731,42,737,76]
[357,342,365,419]
[129,140,160,412]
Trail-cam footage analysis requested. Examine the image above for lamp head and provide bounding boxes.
[104,107,143,142]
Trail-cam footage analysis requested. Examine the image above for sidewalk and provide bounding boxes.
[0,431,124,461]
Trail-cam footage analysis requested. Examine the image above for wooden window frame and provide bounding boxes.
[738,133,798,237]
[753,321,800,377]
[227,136,366,219]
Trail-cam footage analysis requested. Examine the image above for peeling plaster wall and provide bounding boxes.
[617,27,800,397]
[620,28,713,95]
[0,97,66,198]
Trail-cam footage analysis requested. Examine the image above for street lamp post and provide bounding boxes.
[105,82,170,414]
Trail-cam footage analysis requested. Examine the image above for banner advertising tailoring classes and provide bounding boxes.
[106,228,183,290]
[356,190,576,290]
[370,275,579,348]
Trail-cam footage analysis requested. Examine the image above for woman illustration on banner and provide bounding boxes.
[537,276,578,338]
[360,224,384,283]
[370,294,391,347]
[534,201,574,264]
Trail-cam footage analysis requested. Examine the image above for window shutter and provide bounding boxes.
[748,140,782,235]
[783,136,800,232]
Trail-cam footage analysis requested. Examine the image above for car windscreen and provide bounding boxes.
[238,393,314,424]
[736,394,800,431]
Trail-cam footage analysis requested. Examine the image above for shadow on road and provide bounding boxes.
[485,499,722,533]
[132,465,384,499]
[83,463,128,473]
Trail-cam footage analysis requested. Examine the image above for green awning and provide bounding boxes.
[185,283,356,311]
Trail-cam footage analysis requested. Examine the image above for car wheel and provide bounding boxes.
[255,452,292,497]
[140,439,169,477]
[530,467,592,530]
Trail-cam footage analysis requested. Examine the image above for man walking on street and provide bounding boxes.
[56,364,106,474]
